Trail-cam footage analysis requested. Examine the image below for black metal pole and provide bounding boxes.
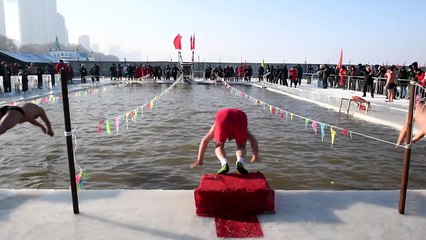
[60,71,80,214]
[399,80,416,214]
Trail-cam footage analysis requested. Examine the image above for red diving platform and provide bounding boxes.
[194,172,275,238]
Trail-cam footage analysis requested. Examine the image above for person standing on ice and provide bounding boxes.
[191,108,259,174]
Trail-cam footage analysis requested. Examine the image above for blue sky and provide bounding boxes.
[4,0,426,65]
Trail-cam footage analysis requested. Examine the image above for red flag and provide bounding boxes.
[190,35,194,50]
[191,34,195,51]
[337,49,343,69]
[173,34,182,50]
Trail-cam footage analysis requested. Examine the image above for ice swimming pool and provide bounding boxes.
[1,82,425,190]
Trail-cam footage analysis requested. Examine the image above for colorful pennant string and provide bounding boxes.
[97,77,182,135]
[6,83,122,107]
[223,81,407,147]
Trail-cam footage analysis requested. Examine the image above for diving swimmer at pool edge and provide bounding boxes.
[0,102,54,137]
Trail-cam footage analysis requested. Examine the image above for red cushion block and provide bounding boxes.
[194,172,275,217]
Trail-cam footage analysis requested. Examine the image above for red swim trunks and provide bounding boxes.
[214,108,248,145]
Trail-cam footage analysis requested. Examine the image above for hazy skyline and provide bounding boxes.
[0,0,5,36]
[4,0,426,65]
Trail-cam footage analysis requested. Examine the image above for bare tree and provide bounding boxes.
[19,43,55,53]
[10,40,118,61]
[0,35,18,51]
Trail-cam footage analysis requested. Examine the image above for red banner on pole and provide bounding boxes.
[190,34,195,51]
[173,34,182,50]
[337,49,343,69]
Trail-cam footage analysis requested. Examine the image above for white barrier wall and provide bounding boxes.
[0,76,3,92]
[42,74,52,90]
[10,76,22,93]
[27,75,38,90]
[54,74,61,87]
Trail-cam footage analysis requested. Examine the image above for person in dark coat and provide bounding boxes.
[362,66,374,98]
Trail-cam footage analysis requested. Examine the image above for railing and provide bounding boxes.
[81,75,102,86]
[10,76,23,94]
[0,74,58,94]
[302,73,413,98]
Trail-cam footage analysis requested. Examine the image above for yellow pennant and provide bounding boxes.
[331,127,336,147]
[125,112,129,129]
[134,110,139,121]
[106,120,111,136]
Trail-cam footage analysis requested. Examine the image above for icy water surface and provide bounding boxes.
[1,82,426,190]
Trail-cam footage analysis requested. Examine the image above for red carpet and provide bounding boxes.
[194,172,274,238]
[194,172,275,216]
[215,214,263,238]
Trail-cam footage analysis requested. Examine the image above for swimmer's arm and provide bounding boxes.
[412,102,426,144]
[191,125,215,168]
[248,131,259,163]
[39,112,52,130]
[412,132,425,144]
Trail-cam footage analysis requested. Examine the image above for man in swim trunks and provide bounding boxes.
[0,102,54,136]
[191,108,259,174]
[385,66,397,102]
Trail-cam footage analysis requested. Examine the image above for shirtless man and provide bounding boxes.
[397,100,426,145]
[191,108,259,174]
[0,102,54,136]
[385,66,397,102]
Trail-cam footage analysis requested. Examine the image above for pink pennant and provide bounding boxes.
[115,116,120,134]
[271,107,276,115]
[312,121,317,134]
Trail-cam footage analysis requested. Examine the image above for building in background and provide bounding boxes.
[55,13,69,46]
[0,0,6,36]
[78,35,90,51]
[18,0,68,46]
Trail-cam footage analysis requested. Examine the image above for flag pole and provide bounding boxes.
[60,67,79,214]
[399,79,416,214]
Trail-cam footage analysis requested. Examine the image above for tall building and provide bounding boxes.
[0,0,6,36]
[78,35,90,51]
[55,13,68,46]
[18,0,68,46]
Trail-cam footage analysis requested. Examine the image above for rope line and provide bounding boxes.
[97,76,184,135]
[223,81,406,148]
